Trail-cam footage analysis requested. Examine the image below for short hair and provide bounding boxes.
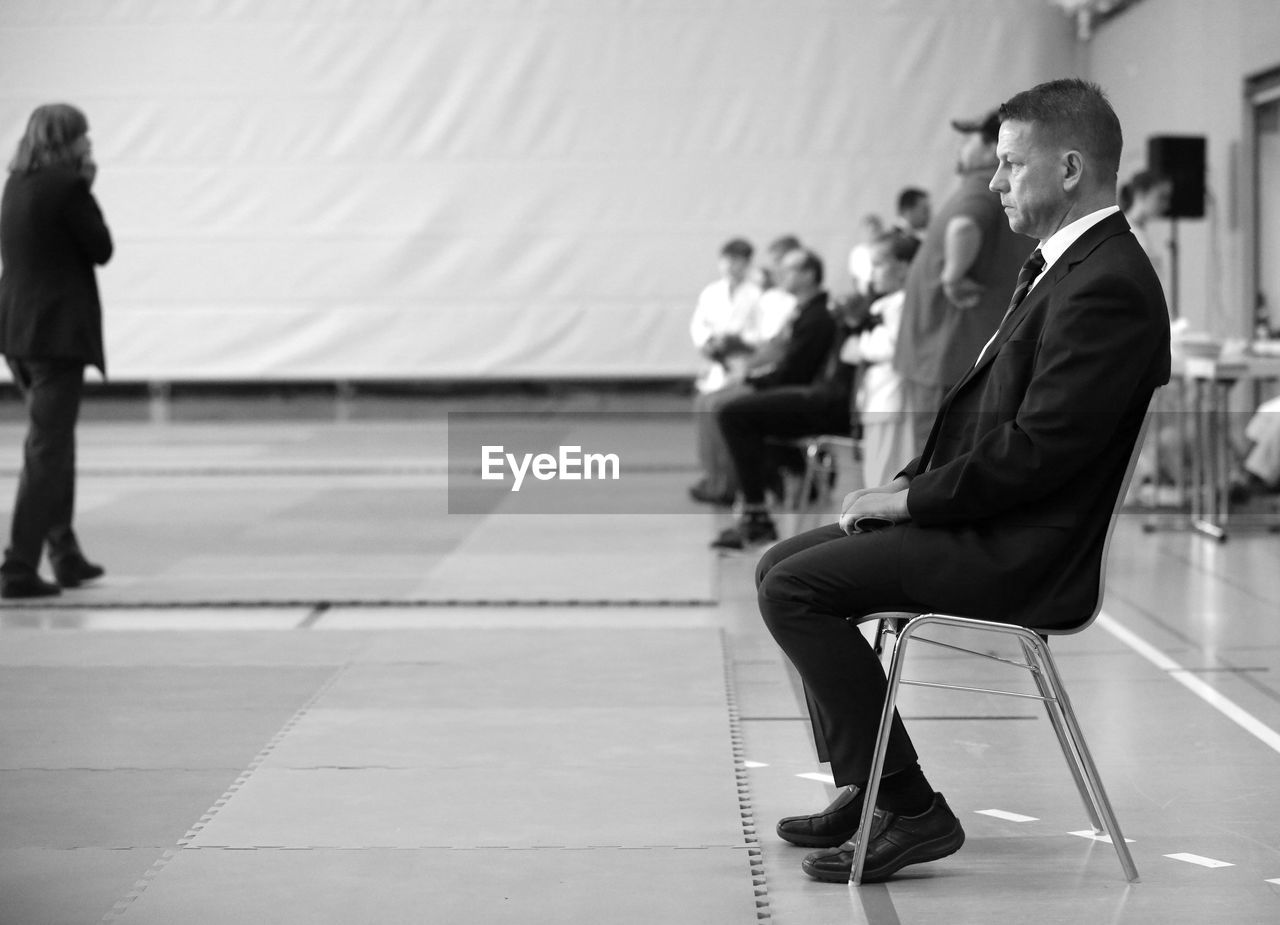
[997,78,1123,181]
[9,103,89,174]
[720,237,753,261]
[784,246,824,286]
[896,188,928,214]
[766,234,802,258]
[1118,169,1170,211]
[873,229,920,265]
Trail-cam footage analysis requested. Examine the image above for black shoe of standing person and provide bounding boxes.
[0,570,62,599]
[51,554,105,589]
[801,793,965,883]
[777,785,865,848]
[710,513,778,551]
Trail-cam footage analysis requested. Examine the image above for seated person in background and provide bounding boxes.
[1230,395,1280,500]
[690,235,802,505]
[840,230,921,488]
[1120,169,1173,305]
[755,234,803,339]
[711,247,847,550]
[847,214,885,298]
[689,238,766,504]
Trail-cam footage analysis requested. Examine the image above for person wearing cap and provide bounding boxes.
[893,109,1034,451]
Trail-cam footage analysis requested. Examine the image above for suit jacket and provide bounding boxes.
[745,291,835,390]
[894,170,1034,390]
[0,167,113,373]
[895,211,1171,629]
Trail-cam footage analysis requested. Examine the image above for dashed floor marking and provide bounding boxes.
[796,772,835,784]
[1069,830,1135,844]
[1165,853,1233,869]
[976,809,1038,823]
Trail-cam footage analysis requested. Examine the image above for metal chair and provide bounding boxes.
[849,410,1154,885]
[771,433,861,510]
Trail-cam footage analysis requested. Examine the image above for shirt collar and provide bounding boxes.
[1037,205,1120,278]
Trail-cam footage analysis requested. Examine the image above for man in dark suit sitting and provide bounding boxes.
[754,78,1171,883]
[711,246,845,549]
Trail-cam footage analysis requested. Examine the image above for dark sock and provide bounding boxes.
[876,763,934,816]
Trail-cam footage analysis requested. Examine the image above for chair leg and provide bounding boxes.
[850,619,912,885]
[1017,637,1105,834]
[797,441,822,510]
[1025,634,1140,883]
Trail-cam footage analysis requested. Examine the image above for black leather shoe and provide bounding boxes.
[51,554,105,588]
[777,785,864,848]
[1,572,62,599]
[801,793,964,883]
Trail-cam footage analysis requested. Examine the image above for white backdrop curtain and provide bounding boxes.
[0,0,1076,381]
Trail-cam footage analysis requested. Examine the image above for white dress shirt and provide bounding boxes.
[974,205,1120,365]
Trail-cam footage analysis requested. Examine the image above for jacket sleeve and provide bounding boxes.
[752,301,834,387]
[62,180,113,265]
[905,266,1164,526]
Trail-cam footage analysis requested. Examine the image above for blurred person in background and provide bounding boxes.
[893,187,931,243]
[711,246,843,549]
[0,103,113,599]
[846,214,885,298]
[893,110,1033,451]
[840,230,921,488]
[689,238,766,505]
[1119,168,1173,307]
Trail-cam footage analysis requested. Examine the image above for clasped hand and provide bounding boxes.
[837,479,911,535]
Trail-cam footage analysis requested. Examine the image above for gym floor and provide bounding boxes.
[1,406,1278,924]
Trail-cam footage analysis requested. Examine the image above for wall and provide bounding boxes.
[1088,0,1280,338]
[0,0,1078,381]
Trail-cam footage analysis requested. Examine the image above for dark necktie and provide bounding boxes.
[1003,248,1046,322]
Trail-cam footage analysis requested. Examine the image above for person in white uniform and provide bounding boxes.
[840,231,920,488]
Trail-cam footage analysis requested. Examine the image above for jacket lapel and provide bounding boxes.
[951,211,1134,392]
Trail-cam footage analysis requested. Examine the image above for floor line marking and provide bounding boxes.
[1265,877,1280,885]
[743,760,768,769]
[976,809,1038,823]
[796,772,835,784]
[1165,853,1233,869]
[1069,830,1135,844]
[1097,612,1280,755]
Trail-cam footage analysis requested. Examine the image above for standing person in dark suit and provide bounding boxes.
[0,103,113,599]
[754,79,1171,883]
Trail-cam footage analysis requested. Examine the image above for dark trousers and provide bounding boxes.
[718,387,849,506]
[3,358,85,576]
[755,523,929,786]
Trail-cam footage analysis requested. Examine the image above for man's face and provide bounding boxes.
[869,246,907,295]
[779,250,813,296]
[719,254,750,284]
[990,119,1068,240]
[905,198,931,230]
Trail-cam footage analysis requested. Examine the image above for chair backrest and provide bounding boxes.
[1045,395,1156,637]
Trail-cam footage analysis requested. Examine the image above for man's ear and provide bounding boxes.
[1062,150,1085,192]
